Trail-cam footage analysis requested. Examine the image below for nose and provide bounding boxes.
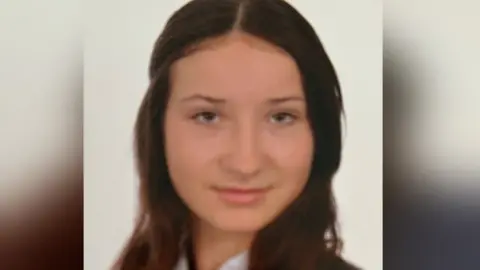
[221,123,263,179]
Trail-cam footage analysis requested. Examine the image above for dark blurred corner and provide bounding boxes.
[0,71,84,269]
[384,7,480,270]
[1,167,83,270]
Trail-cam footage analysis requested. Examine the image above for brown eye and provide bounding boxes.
[270,112,297,124]
[193,111,219,124]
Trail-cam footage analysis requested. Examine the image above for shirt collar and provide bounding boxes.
[174,251,249,270]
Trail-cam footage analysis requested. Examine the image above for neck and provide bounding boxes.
[191,220,253,270]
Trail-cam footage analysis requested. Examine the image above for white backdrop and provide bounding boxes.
[84,0,382,269]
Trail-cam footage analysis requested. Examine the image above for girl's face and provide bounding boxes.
[164,33,313,233]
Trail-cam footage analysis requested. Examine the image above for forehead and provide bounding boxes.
[169,33,303,101]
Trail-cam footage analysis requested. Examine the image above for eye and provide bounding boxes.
[192,111,219,124]
[270,112,297,125]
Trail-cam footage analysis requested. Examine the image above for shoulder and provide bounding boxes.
[325,256,361,270]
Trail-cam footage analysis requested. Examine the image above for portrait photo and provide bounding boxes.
[84,1,382,269]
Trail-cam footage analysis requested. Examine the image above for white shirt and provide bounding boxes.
[174,251,249,270]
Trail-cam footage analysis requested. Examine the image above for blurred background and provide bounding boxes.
[384,0,480,269]
[0,0,478,269]
[0,0,82,269]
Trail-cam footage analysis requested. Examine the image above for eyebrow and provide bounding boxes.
[267,96,305,104]
[180,94,226,104]
[180,94,305,104]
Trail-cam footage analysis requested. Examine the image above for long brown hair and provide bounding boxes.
[115,0,356,269]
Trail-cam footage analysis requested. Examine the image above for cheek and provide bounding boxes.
[164,112,223,157]
[267,125,314,175]
[265,126,314,200]
[270,130,313,202]
[163,115,220,195]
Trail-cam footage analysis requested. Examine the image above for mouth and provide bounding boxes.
[211,186,272,205]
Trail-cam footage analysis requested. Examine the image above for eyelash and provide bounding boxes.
[191,111,220,124]
[269,112,298,124]
[191,111,299,125]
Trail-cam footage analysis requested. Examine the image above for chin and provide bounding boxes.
[209,213,270,233]
[218,222,263,233]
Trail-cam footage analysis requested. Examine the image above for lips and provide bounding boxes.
[212,186,271,205]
